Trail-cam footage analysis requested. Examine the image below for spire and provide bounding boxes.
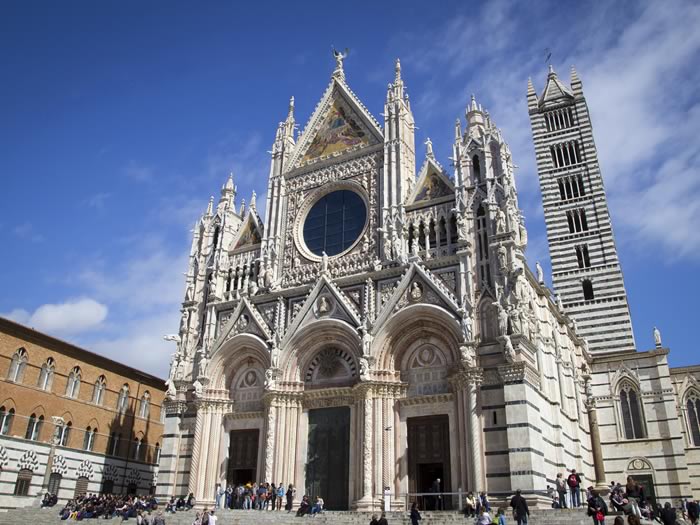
[425,137,434,159]
[395,58,402,84]
[570,65,583,95]
[548,63,556,76]
[205,196,214,216]
[239,198,246,216]
[219,172,236,209]
[466,94,485,128]
[287,96,295,121]
[250,190,257,210]
[527,77,538,110]
[469,94,478,113]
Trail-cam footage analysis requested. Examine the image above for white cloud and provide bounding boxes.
[124,161,155,183]
[2,298,108,335]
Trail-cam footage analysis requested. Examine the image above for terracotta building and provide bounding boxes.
[0,317,165,510]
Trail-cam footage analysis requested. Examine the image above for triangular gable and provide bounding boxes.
[230,212,263,251]
[289,78,383,170]
[373,262,460,336]
[211,298,272,353]
[282,274,362,346]
[539,71,573,105]
[409,157,455,204]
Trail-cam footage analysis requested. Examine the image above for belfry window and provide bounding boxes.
[619,381,646,439]
[582,279,594,300]
[576,245,591,269]
[686,391,700,447]
[566,208,589,233]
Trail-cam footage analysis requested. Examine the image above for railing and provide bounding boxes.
[373,491,465,512]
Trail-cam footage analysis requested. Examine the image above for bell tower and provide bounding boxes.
[528,65,635,353]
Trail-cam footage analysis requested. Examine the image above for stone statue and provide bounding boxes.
[459,344,476,369]
[192,379,203,397]
[653,326,662,347]
[197,351,209,378]
[495,206,506,234]
[264,368,275,389]
[497,245,507,269]
[508,305,521,334]
[411,237,420,257]
[556,294,564,310]
[359,318,372,357]
[179,311,189,333]
[536,261,544,283]
[519,221,528,248]
[165,379,176,400]
[248,278,258,296]
[269,339,280,369]
[208,273,216,295]
[175,354,185,380]
[167,353,178,381]
[456,213,469,241]
[409,282,423,300]
[321,251,329,274]
[318,296,331,314]
[332,47,348,70]
[502,335,516,363]
[185,283,194,302]
[494,301,508,335]
[458,308,473,342]
[359,356,370,380]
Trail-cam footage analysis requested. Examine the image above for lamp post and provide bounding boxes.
[582,369,608,495]
[42,416,65,494]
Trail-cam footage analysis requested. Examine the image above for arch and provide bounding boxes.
[280,319,361,384]
[38,357,55,391]
[209,333,270,391]
[619,380,646,439]
[58,421,72,447]
[684,388,700,447]
[138,391,151,419]
[582,279,594,300]
[374,303,461,373]
[304,347,357,388]
[229,367,264,412]
[477,296,498,342]
[8,348,28,383]
[25,413,44,441]
[66,366,82,398]
[117,384,130,413]
[0,406,15,436]
[92,375,107,405]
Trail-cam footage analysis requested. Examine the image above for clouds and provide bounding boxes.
[123,161,155,183]
[3,298,108,335]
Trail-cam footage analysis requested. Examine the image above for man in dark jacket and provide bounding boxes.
[587,490,608,525]
[510,489,529,525]
[659,502,677,525]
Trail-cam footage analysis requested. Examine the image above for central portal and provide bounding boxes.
[226,429,259,486]
[306,406,350,510]
[407,415,452,510]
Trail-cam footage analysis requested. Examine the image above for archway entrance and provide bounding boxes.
[305,406,350,510]
[407,415,452,510]
[227,429,259,485]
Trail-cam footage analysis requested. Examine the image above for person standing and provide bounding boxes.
[659,502,678,525]
[285,484,295,512]
[276,483,285,511]
[410,502,421,525]
[567,469,582,508]
[586,489,607,525]
[555,473,568,509]
[377,512,389,525]
[431,478,441,510]
[207,510,217,525]
[510,490,529,525]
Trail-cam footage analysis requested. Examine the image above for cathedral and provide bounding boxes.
[157,56,700,510]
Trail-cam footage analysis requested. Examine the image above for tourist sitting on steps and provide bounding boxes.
[296,495,311,516]
[476,508,492,525]
[463,492,477,517]
[310,496,324,515]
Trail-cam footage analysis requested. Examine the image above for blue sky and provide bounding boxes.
[2,0,699,377]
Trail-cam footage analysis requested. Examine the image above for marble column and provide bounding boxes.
[582,372,608,494]
[356,386,374,509]
[188,403,206,499]
[263,396,277,483]
[467,369,484,492]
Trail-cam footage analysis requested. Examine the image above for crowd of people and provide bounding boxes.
[55,494,160,521]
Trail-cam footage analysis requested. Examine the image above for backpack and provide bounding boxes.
[568,474,578,487]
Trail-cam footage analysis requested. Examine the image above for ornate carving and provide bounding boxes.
[17,449,39,471]
[103,464,120,482]
[52,455,68,475]
[628,458,653,471]
[76,459,95,479]
[0,445,8,469]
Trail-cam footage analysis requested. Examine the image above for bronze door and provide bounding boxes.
[227,429,259,485]
[407,415,451,510]
[305,406,350,510]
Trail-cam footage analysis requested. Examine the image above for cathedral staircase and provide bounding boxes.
[0,507,657,525]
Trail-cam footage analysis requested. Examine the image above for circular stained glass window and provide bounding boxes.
[303,190,367,257]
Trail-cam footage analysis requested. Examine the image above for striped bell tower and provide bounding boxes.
[528,65,636,354]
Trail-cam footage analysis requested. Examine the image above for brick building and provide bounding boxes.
[0,317,165,510]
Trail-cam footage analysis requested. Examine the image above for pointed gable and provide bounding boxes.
[540,66,573,105]
[282,275,362,345]
[289,78,383,170]
[373,262,461,335]
[410,157,454,204]
[230,211,263,252]
[212,298,272,353]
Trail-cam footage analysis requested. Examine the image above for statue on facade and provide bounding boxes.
[359,318,372,357]
[653,326,662,347]
[317,296,331,315]
[536,261,544,284]
[456,213,470,241]
[264,368,276,390]
[495,206,506,234]
[494,301,508,335]
[192,379,204,397]
[411,236,420,257]
[459,344,476,369]
[457,307,473,342]
[556,294,564,310]
[497,245,507,269]
[508,305,521,334]
[179,310,189,334]
[208,272,216,295]
[185,283,194,302]
[197,350,209,379]
[321,251,329,274]
[502,335,516,363]
[359,356,370,380]
[165,378,177,400]
[409,282,423,301]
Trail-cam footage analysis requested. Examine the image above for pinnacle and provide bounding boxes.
[395,58,402,83]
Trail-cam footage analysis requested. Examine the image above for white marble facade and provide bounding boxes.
[156,59,699,509]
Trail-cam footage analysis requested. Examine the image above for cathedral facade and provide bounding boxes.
[157,58,700,509]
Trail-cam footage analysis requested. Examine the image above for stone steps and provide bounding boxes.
[0,507,642,525]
